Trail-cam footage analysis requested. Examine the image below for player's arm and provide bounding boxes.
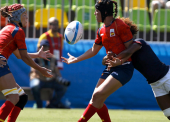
[13,47,52,60]
[14,30,52,77]
[118,39,134,63]
[104,37,134,67]
[77,43,102,61]
[27,46,52,60]
[76,28,103,61]
[19,49,52,77]
[116,42,141,62]
[103,43,141,66]
[62,28,103,64]
[116,22,135,64]
[62,43,102,64]
[13,49,21,59]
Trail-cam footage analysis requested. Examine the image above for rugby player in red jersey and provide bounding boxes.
[0,4,53,122]
[102,17,170,120]
[62,0,138,121]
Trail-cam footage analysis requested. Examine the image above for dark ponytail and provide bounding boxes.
[0,6,11,18]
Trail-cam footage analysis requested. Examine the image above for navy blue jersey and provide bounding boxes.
[131,38,169,84]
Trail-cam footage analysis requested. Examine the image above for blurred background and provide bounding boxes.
[1,0,170,41]
[0,0,170,110]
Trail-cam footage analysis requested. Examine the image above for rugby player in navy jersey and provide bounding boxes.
[103,38,170,120]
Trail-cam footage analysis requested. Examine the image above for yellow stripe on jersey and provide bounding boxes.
[4,88,17,96]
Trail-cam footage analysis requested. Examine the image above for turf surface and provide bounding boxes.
[17,108,169,122]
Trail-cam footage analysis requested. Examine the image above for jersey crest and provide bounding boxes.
[110,29,115,37]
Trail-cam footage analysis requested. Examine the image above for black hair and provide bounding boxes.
[95,0,118,22]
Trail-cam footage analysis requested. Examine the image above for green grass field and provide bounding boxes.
[16,108,169,122]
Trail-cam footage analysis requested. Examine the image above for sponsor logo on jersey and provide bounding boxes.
[110,29,115,37]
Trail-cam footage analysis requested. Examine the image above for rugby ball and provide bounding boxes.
[64,21,83,44]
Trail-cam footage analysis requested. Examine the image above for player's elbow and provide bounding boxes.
[94,51,98,56]
[20,53,29,61]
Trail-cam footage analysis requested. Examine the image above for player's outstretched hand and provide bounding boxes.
[0,58,7,68]
[106,57,122,71]
[39,67,53,78]
[38,46,53,61]
[61,53,77,64]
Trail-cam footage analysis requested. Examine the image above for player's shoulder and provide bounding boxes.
[115,18,123,22]
[114,18,130,31]
[97,26,103,36]
[17,27,24,33]
[115,18,127,26]
[11,25,25,38]
[5,24,14,29]
[3,23,17,32]
[15,27,25,36]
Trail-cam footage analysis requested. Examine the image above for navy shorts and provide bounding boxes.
[0,55,11,77]
[100,62,134,85]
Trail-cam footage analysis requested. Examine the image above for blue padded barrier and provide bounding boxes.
[6,39,170,110]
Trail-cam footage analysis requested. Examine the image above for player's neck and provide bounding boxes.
[12,21,21,27]
[104,17,114,26]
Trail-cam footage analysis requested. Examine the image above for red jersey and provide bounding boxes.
[95,19,133,61]
[0,23,27,59]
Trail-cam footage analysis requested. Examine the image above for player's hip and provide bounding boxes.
[100,62,134,85]
[150,68,170,97]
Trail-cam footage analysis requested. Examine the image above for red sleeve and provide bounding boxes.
[118,22,133,43]
[94,28,102,45]
[14,29,27,50]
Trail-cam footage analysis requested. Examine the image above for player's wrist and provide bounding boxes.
[120,59,122,65]
[118,58,122,65]
[36,52,40,58]
[73,57,78,63]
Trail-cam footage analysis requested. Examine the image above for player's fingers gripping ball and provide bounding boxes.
[64,21,83,44]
